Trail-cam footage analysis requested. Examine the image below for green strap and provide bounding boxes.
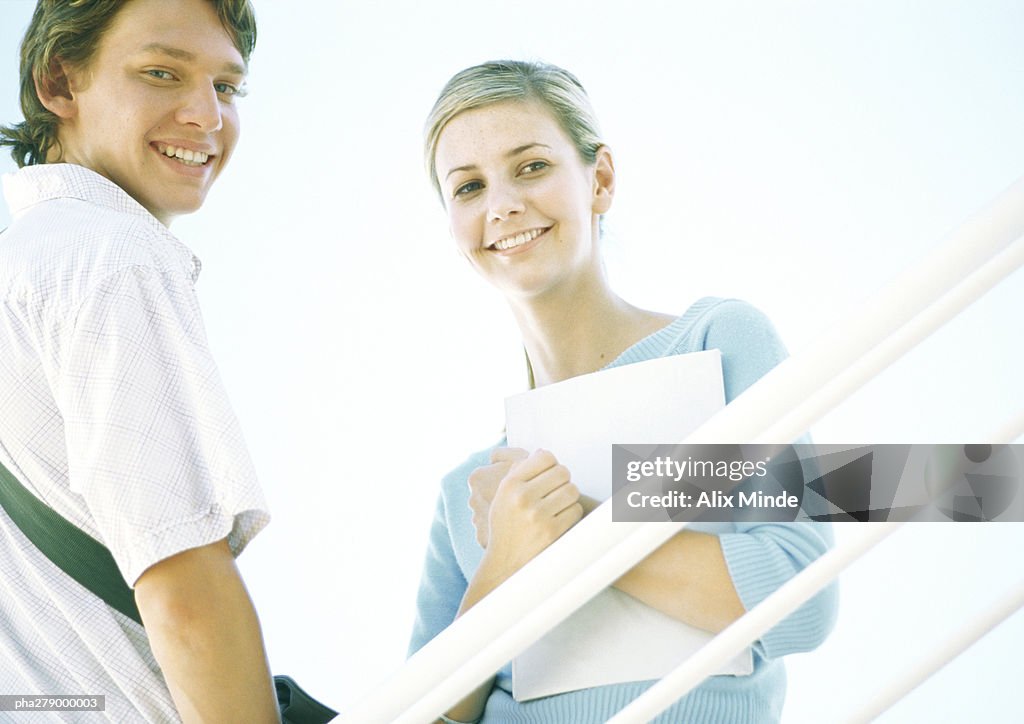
[0,459,142,625]
[0,460,339,721]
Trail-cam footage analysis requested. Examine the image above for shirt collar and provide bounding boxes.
[2,163,203,282]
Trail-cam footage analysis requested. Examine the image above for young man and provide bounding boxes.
[0,1,279,721]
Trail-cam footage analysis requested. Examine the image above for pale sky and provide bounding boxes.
[1,1,1022,721]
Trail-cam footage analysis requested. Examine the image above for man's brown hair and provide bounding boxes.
[0,0,257,167]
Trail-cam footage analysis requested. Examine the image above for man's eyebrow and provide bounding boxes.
[137,43,247,76]
[444,143,553,180]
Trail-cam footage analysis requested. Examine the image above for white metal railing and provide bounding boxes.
[846,577,1024,724]
[609,412,1024,723]
[991,409,1024,446]
[753,232,1024,445]
[607,523,906,723]
[337,175,1024,724]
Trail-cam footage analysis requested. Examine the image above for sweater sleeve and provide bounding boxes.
[702,299,839,658]
[408,490,467,657]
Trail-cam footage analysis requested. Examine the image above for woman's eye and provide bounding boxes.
[454,181,483,197]
[520,161,549,175]
[145,69,174,81]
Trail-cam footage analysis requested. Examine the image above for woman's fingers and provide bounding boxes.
[539,480,581,517]
[468,462,510,500]
[468,459,514,548]
[468,448,564,549]
[497,451,577,511]
[504,449,559,486]
[480,449,587,579]
[490,446,528,464]
[493,453,580,531]
[470,447,529,514]
[524,465,577,511]
[553,500,585,534]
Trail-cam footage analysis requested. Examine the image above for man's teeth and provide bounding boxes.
[492,228,545,250]
[158,144,209,166]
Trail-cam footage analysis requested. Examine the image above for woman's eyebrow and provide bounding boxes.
[136,42,247,76]
[445,143,553,180]
[445,163,476,180]
[506,143,551,157]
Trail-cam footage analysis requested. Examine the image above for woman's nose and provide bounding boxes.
[486,182,526,223]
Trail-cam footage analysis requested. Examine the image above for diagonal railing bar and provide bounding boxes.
[682,185,1024,446]
[838,412,1024,723]
[337,177,1024,724]
[608,412,1024,723]
[342,501,683,724]
[607,523,905,723]
[752,235,1024,445]
[846,578,1024,724]
[990,409,1024,445]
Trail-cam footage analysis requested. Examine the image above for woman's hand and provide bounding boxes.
[467,447,528,548]
[479,449,584,582]
[448,450,583,724]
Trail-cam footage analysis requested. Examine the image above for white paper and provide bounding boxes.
[505,350,754,701]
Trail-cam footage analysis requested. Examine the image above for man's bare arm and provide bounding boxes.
[134,538,279,723]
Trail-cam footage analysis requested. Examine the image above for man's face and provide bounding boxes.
[55,0,246,225]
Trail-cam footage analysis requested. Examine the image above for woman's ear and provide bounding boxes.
[34,58,78,119]
[592,145,615,215]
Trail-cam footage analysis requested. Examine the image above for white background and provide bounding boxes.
[1,1,1022,721]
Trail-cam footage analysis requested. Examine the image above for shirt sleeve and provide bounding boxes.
[702,299,839,658]
[57,264,269,585]
[408,490,468,657]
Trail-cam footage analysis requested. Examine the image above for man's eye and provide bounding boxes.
[454,181,483,197]
[145,69,174,80]
[215,82,244,97]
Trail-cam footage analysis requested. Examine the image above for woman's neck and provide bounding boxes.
[508,274,674,388]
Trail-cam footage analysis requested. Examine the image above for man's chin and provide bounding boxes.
[135,192,209,226]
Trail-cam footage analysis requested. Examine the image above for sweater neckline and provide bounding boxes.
[601,296,715,371]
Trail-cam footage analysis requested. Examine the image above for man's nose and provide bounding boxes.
[175,82,223,132]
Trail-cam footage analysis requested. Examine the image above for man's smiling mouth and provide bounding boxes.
[155,143,210,167]
[488,227,549,251]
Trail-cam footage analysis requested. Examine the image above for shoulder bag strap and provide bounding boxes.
[0,458,337,722]
[0,458,142,624]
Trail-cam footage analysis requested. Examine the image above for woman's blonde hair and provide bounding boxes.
[424,60,604,202]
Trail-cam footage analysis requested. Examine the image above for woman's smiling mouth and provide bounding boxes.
[487,226,550,252]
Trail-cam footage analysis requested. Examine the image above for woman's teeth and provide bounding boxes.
[492,228,545,250]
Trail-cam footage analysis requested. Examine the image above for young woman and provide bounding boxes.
[408,60,837,723]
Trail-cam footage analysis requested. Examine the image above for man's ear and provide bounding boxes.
[592,145,615,215]
[34,58,77,119]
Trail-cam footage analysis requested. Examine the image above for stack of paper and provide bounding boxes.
[504,350,753,701]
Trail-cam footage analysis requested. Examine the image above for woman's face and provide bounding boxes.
[434,99,613,299]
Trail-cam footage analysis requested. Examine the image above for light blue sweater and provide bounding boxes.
[409,297,838,723]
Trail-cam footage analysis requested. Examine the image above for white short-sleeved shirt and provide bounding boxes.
[0,164,270,722]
